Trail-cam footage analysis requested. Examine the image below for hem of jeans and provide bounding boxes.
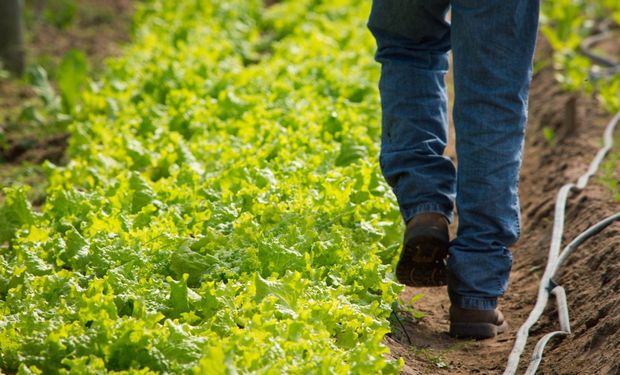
[401,203,454,224]
[448,293,498,310]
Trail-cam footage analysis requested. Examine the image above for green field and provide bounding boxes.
[0,1,404,373]
[1,0,619,373]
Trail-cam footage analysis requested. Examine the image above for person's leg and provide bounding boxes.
[367,0,455,225]
[448,0,540,312]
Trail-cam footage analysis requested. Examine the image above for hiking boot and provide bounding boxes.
[449,305,508,339]
[395,212,449,287]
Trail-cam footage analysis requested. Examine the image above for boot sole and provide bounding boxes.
[395,227,449,287]
[449,321,508,340]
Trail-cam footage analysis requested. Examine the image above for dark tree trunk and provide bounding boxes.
[0,0,25,76]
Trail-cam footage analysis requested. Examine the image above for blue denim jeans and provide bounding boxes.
[368,0,539,310]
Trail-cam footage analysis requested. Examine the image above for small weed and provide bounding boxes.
[389,294,426,344]
[533,57,552,75]
[57,49,88,112]
[43,0,78,29]
[392,293,426,319]
[26,65,58,109]
[0,65,9,79]
[598,147,620,202]
[415,348,449,369]
[412,340,475,370]
[543,126,557,146]
[406,293,426,319]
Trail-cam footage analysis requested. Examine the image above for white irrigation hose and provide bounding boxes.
[551,212,620,283]
[524,286,570,375]
[580,31,617,68]
[503,29,620,373]
[525,332,569,375]
[523,214,620,374]
[552,286,570,334]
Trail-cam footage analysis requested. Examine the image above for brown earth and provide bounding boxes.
[591,29,620,64]
[385,37,620,375]
[28,0,132,72]
[0,0,132,113]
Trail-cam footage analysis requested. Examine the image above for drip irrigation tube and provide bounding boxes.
[503,24,620,375]
[580,20,617,68]
[580,20,620,78]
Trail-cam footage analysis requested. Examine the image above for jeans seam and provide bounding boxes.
[515,179,522,240]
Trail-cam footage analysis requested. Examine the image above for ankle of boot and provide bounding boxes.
[448,291,498,310]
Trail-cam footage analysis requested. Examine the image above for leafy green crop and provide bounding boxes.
[541,0,620,103]
[0,0,405,373]
[542,0,620,201]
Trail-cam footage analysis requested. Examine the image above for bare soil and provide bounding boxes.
[0,0,132,114]
[29,0,133,72]
[385,37,620,375]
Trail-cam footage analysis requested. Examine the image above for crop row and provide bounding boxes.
[0,1,404,373]
[541,0,620,112]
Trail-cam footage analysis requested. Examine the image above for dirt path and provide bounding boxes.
[386,39,620,375]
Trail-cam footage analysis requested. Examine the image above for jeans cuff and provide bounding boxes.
[400,202,454,224]
[448,292,498,310]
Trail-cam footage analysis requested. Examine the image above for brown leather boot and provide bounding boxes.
[395,212,449,287]
[449,305,508,339]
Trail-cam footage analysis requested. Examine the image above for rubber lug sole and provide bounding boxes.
[395,227,449,287]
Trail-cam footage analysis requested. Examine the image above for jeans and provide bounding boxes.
[367,0,539,310]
